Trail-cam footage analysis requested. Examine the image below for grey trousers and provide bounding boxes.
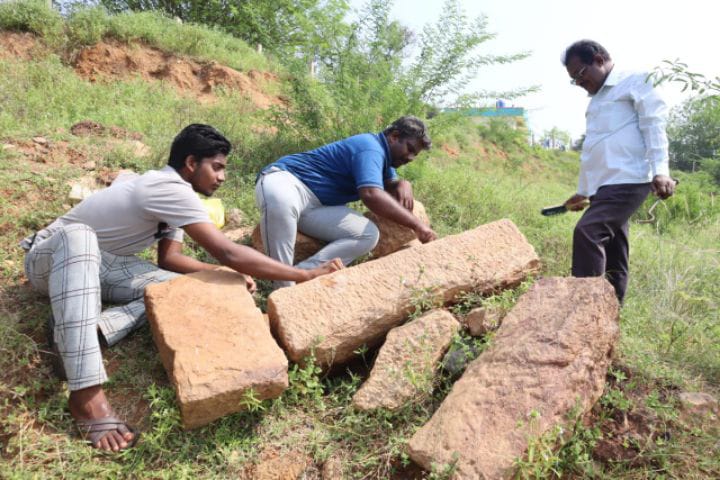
[572,182,651,303]
[255,169,379,288]
[24,224,178,391]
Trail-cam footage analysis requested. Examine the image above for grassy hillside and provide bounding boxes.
[0,3,718,479]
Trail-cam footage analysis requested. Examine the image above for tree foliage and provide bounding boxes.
[278,0,532,141]
[667,96,720,183]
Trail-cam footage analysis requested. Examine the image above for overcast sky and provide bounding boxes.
[350,0,719,141]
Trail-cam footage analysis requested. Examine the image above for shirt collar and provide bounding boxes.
[161,165,192,187]
[377,132,392,167]
[602,67,622,88]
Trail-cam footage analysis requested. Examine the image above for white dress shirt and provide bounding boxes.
[578,68,670,197]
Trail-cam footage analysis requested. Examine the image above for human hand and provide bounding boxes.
[244,275,257,294]
[415,224,438,243]
[651,175,676,200]
[390,179,414,210]
[306,258,344,281]
[564,194,589,211]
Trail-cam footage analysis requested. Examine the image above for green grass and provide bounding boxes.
[0,0,272,72]
[1,9,719,478]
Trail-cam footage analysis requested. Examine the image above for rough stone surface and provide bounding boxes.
[353,310,459,410]
[145,269,288,429]
[366,200,430,258]
[407,277,620,479]
[678,392,718,416]
[465,306,504,337]
[251,225,326,264]
[268,219,540,367]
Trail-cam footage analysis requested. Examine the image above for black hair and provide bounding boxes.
[167,124,231,170]
[562,40,611,66]
[383,116,432,150]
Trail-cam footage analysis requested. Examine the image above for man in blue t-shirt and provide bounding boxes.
[255,116,437,287]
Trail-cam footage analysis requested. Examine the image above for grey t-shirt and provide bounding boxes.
[23,166,212,255]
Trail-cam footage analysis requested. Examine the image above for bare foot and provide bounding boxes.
[69,386,136,451]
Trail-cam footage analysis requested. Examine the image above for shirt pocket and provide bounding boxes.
[587,99,636,135]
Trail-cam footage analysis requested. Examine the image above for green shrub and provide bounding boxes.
[103,11,271,72]
[66,5,110,47]
[0,0,63,42]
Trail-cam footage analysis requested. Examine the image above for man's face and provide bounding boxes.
[566,54,611,95]
[388,132,425,168]
[188,153,227,196]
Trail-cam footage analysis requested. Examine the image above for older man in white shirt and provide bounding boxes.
[562,40,676,302]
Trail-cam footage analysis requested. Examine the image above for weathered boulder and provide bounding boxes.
[268,219,540,367]
[407,277,620,479]
[250,200,430,263]
[251,225,326,264]
[145,269,288,429]
[464,306,504,337]
[353,310,460,411]
[366,200,430,258]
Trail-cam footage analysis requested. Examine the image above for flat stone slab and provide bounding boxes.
[353,309,460,411]
[407,277,620,479]
[145,269,288,429]
[268,219,540,367]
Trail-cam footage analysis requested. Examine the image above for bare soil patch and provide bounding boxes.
[0,31,41,60]
[73,40,283,107]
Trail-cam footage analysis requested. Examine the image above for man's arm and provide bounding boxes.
[182,222,343,282]
[157,237,257,293]
[359,187,436,243]
[384,178,414,210]
[635,77,676,199]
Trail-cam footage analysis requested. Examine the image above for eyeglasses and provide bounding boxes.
[570,65,588,85]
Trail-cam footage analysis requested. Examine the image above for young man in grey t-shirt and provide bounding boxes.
[21,124,342,452]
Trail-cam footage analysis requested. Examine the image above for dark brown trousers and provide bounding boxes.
[572,183,651,303]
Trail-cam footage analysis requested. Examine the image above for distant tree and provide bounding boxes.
[541,127,571,149]
[667,95,720,177]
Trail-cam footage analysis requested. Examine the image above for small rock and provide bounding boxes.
[1,143,16,150]
[32,136,48,146]
[82,161,96,170]
[224,226,254,244]
[225,208,244,229]
[441,337,482,377]
[129,140,151,157]
[678,392,718,416]
[322,454,344,480]
[465,306,504,336]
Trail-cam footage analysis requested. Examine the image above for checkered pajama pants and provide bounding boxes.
[24,224,178,391]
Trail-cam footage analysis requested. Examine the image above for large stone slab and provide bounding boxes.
[407,277,620,479]
[268,219,540,367]
[145,269,289,429]
[353,309,460,411]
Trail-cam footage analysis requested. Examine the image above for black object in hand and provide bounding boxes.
[541,205,568,216]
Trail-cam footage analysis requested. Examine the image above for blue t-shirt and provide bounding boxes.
[264,132,398,206]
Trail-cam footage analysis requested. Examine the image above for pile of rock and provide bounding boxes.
[145,214,624,479]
